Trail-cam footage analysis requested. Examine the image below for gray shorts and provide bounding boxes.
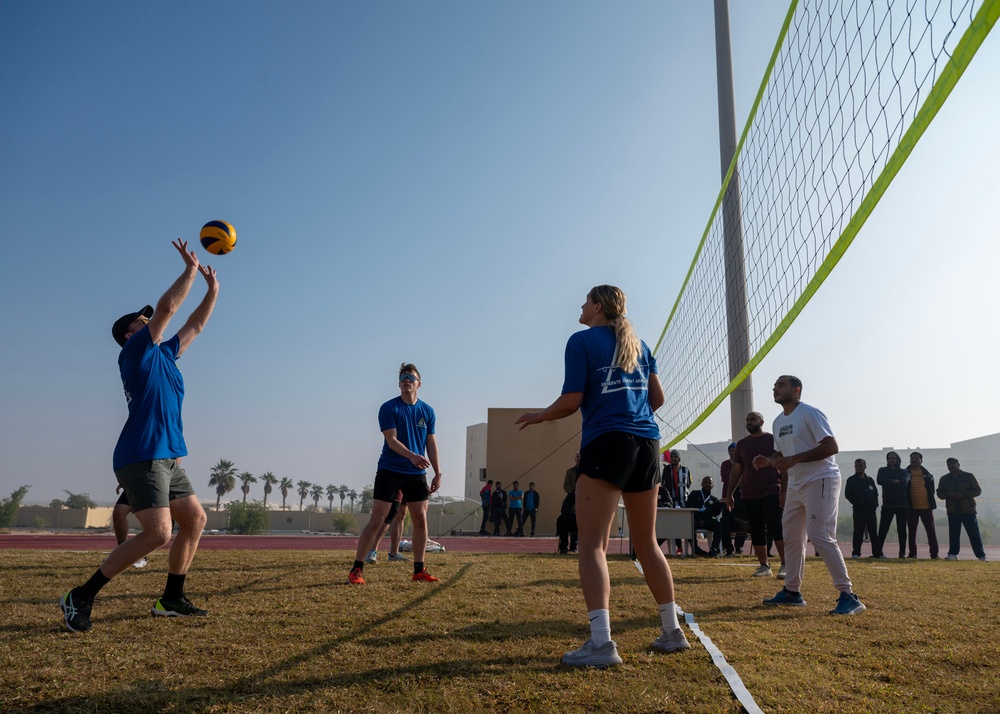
[114,459,195,512]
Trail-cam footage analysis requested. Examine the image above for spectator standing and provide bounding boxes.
[508,481,525,536]
[720,443,747,556]
[665,450,691,554]
[557,489,578,554]
[491,482,508,536]
[844,459,881,558]
[478,480,493,535]
[564,453,580,494]
[523,482,541,537]
[937,458,987,561]
[876,451,909,558]
[727,412,786,579]
[905,452,939,559]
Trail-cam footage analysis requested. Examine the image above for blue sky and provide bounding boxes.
[1,1,997,506]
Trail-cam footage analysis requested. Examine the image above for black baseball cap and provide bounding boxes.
[112,305,154,347]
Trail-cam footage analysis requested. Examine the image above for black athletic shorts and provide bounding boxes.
[114,458,196,512]
[578,432,661,493]
[373,469,429,504]
[115,490,130,507]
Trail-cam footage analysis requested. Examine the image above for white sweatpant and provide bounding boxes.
[782,475,852,594]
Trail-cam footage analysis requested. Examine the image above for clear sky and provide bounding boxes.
[1,1,997,507]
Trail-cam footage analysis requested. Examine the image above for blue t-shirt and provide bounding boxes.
[508,488,524,508]
[112,326,187,471]
[561,325,660,448]
[377,397,436,475]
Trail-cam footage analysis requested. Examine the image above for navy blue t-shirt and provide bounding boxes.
[561,326,660,448]
[377,397,436,474]
[113,326,187,471]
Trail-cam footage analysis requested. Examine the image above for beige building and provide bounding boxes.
[466,408,627,537]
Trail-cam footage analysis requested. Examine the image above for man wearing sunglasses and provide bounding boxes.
[349,363,443,584]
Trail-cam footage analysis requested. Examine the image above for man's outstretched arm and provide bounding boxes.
[176,263,219,356]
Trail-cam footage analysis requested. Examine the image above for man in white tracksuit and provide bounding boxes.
[752,375,866,615]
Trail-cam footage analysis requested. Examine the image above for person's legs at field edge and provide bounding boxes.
[389,503,407,556]
[906,508,939,558]
[960,513,986,559]
[354,500,394,565]
[112,502,131,546]
[802,477,853,593]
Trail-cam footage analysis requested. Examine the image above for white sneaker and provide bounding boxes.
[752,565,773,577]
[132,557,148,569]
[387,552,409,562]
[651,628,690,653]
[561,638,622,668]
[945,554,958,561]
[777,564,786,580]
[365,550,378,565]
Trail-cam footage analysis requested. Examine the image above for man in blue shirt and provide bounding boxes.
[349,363,443,584]
[61,239,219,633]
[507,481,525,536]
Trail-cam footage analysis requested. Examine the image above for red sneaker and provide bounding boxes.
[348,568,366,585]
[412,569,439,582]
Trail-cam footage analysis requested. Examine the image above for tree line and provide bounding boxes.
[207,459,373,512]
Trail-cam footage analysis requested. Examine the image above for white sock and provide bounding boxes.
[659,602,679,632]
[588,609,611,646]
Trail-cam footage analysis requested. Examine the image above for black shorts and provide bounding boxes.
[115,490,130,507]
[373,469,429,504]
[578,432,661,493]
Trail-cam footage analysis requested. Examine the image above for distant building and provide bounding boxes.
[464,408,586,536]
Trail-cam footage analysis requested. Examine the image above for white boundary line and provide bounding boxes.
[633,560,764,714]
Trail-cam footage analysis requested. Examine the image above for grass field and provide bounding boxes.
[2,548,998,713]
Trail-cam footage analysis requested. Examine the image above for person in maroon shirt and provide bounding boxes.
[720,443,747,556]
[726,412,786,578]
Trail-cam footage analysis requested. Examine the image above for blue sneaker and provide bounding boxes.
[830,591,866,615]
[763,588,806,607]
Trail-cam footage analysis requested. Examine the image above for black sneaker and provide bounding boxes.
[151,595,208,617]
[60,589,93,632]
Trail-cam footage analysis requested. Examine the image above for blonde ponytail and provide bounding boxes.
[588,285,641,373]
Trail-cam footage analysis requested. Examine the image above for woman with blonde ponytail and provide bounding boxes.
[516,285,689,667]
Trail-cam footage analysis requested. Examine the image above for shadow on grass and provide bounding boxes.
[18,562,584,712]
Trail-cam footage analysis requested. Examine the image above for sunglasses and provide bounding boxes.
[399,374,419,383]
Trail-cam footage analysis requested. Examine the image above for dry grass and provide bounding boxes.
[1,548,998,713]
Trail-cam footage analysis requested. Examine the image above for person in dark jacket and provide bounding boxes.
[688,476,724,556]
[937,458,987,561]
[557,490,578,554]
[876,451,909,558]
[905,452,938,559]
[490,482,508,536]
[845,459,881,558]
[523,482,541,537]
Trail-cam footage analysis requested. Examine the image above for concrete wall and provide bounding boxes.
[484,407,591,536]
[17,506,113,529]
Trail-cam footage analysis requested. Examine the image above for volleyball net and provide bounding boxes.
[654,0,998,448]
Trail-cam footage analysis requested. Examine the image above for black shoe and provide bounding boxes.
[60,589,93,633]
[558,549,569,555]
[152,595,208,617]
[479,531,488,536]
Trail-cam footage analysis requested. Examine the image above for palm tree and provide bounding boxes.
[208,459,238,511]
[348,488,358,513]
[310,484,323,511]
[297,480,311,510]
[325,484,337,512]
[260,472,278,509]
[279,477,293,510]
[338,484,348,513]
[238,471,257,504]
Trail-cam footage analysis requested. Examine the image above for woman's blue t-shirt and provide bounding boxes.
[561,325,660,448]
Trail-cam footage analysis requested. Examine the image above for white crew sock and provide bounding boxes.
[588,609,611,646]
[659,602,679,632]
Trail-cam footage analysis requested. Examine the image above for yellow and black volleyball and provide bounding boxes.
[199,220,237,255]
